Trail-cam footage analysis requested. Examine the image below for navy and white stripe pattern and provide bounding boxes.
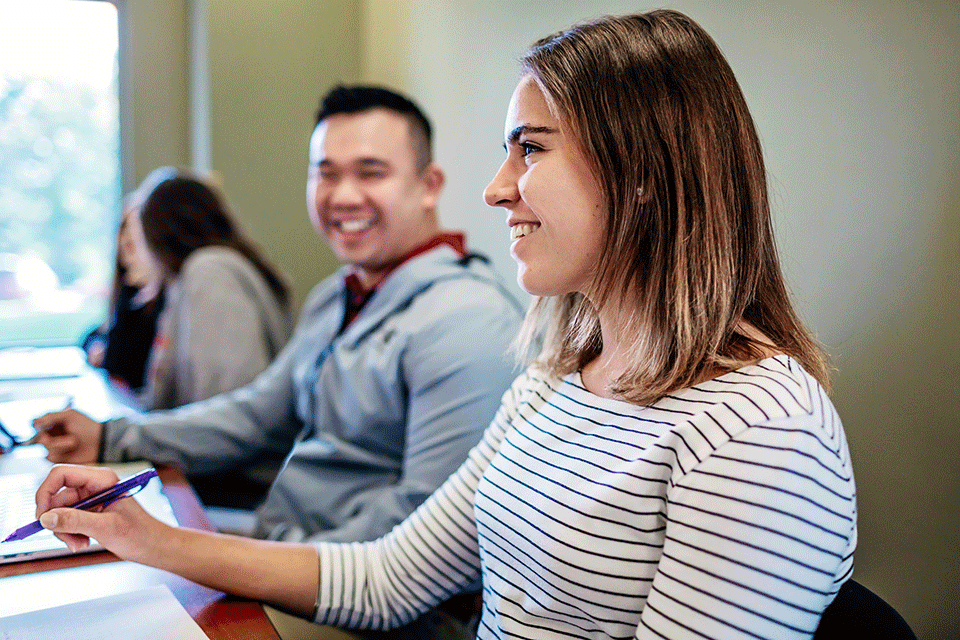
[316,355,856,639]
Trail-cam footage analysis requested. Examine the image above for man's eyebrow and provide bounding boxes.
[356,157,390,167]
[506,124,558,145]
[317,157,390,168]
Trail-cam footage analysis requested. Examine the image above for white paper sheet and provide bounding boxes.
[0,584,209,639]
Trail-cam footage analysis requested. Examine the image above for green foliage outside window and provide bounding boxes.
[0,1,120,346]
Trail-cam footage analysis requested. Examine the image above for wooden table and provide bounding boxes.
[0,460,280,639]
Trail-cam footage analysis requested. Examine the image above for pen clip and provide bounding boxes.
[100,481,150,508]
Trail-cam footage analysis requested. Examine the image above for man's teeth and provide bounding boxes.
[511,223,540,240]
[338,219,372,233]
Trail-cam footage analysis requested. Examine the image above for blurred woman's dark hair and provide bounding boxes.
[138,171,291,309]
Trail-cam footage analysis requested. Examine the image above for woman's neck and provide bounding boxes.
[579,303,632,398]
[578,303,782,400]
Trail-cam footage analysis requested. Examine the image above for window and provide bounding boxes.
[0,0,120,347]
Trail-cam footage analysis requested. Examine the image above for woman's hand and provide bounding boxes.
[35,464,319,617]
[35,464,169,564]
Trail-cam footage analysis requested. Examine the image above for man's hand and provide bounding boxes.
[33,409,103,464]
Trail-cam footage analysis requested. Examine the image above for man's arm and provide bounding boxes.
[38,343,301,469]
[101,339,303,474]
[98,280,340,473]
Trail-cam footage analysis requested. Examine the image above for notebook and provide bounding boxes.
[0,463,178,564]
[0,584,209,639]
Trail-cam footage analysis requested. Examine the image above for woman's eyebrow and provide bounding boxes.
[506,124,558,145]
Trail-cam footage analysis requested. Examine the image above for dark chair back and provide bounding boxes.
[814,579,917,639]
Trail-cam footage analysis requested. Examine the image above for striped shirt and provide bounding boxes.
[316,355,857,639]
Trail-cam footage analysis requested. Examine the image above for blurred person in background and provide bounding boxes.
[82,174,170,393]
[133,170,294,411]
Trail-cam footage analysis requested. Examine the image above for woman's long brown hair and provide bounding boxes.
[515,10,830,403]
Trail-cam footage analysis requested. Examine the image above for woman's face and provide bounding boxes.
[484,75,606,298]
[118,206,156,285]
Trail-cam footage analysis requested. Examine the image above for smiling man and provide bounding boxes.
[309,90,446,289]
[36,85,522,639]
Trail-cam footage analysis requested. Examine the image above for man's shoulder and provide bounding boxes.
[402,259,520,325]
[300,269,349,312]
[390,246,518,307]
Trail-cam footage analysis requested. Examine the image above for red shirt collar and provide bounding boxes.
[341,232,467,327]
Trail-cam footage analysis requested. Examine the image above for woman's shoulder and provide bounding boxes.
[500,363,563,409]
[703,355,818,414]
[645,356,848,488]
[181,245,248,274]
[663,355,838,447]
[180,247,271,293]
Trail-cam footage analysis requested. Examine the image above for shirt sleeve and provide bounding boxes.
[102,328,304,474]
[637,411,857,639]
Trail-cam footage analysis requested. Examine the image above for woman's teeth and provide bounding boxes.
[511,223,540,240]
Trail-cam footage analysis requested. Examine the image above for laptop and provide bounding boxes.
[0,345,87,382]
[0,395,72,451]
[0,462,178,564]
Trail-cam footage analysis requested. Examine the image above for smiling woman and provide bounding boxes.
[485,75,606,300]
[0,0,120,346]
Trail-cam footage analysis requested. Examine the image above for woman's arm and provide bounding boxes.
[36,465,318,616]
[638,412,856,639]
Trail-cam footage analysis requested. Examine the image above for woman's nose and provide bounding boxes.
[484,159,519,208]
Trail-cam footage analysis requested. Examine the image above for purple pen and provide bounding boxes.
[1,468,158,543]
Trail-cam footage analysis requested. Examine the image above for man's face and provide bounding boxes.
[306,108,443,288]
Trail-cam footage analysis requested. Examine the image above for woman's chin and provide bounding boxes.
[517,270,562,298]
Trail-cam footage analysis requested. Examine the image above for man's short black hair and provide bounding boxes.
[315,85,433,168]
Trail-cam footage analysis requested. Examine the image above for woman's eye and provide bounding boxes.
[519,142,541,157]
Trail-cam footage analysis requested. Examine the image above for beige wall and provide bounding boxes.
[362,1,959,637]
[202,0,361,312]
[122,0,361,312]
[124,0,958,636]
[118,0,191,184]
